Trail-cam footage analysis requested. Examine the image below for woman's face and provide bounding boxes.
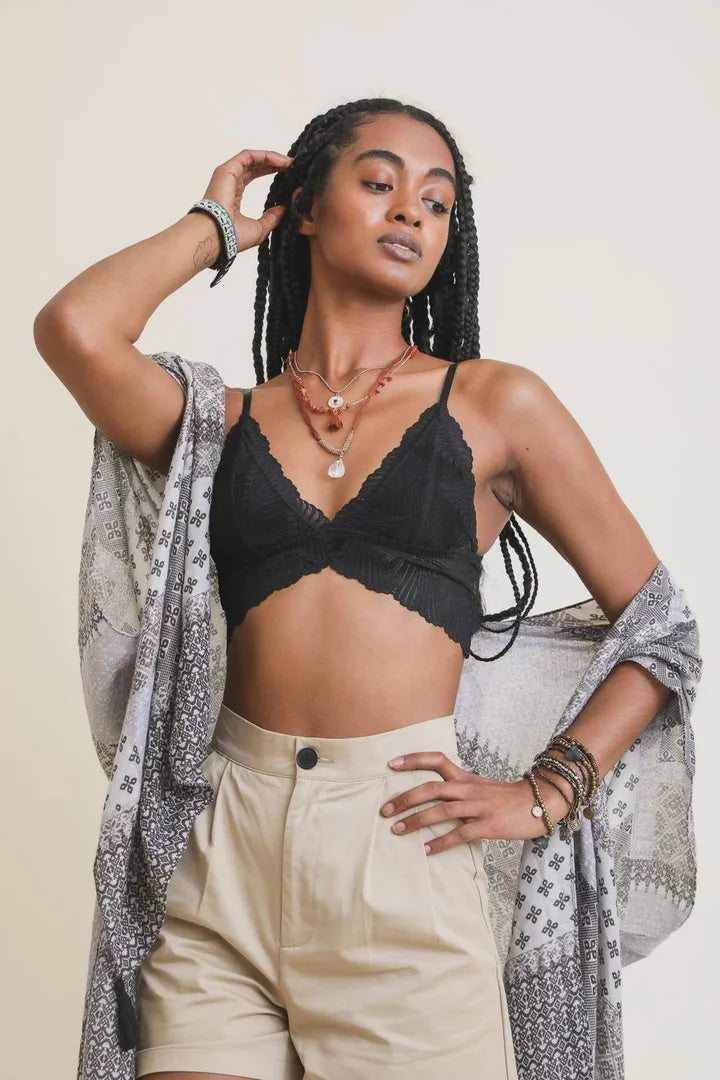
[295,113,457,302]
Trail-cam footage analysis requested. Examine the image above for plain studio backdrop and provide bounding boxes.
[1,1,717,1076]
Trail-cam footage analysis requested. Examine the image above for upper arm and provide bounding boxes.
[497,364,660,623]
[34,307,187,476]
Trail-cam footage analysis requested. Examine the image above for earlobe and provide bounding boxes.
[292,185,316,236]
[297,210,315,237]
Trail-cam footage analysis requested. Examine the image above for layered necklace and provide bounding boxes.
[285,343,419,479]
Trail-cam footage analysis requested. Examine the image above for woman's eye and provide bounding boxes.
[362,181,451,216]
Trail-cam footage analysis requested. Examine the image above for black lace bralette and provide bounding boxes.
[209,360,486,655]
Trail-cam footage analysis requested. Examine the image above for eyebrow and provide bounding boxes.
[352,149,457,194]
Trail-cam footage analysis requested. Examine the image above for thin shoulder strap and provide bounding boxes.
[241,387,253,415]
[439,362,459,407]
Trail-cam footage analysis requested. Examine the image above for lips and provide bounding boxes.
[377,231,422,257]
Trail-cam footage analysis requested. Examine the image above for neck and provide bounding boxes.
[292,283,410,385]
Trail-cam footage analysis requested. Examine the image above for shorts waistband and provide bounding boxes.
[210,703,461,780]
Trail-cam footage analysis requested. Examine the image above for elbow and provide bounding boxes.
[33,302,96,371]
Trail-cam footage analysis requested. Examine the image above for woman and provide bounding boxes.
[35,98,700,1080]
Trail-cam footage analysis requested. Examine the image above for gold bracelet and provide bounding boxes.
[534,766,575,813]
[541,743,597,820]
[524,770,555,838]
[549,735,599,801]
[535,754,586,800]
[548,746,597,802]
[533,757,585,837]
[528,734,600,842]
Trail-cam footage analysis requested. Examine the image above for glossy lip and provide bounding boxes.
[377,231,422,257]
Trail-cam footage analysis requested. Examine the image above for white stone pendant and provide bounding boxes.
[328,457,345,478]
[328,394,344,409]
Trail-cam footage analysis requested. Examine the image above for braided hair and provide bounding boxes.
[250,96,538,660]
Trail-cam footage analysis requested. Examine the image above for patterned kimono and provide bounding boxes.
[75,352,702,1080]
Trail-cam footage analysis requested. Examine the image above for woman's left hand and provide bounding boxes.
[381,751,566,853]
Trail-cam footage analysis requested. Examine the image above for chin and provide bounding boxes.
[334,261,414,302]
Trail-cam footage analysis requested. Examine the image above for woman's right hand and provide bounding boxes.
[201,148,294,253]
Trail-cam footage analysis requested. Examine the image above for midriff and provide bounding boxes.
[219,566,466,738]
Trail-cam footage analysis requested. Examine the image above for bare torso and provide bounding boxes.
[220,354,514,737]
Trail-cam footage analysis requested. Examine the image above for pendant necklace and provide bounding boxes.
[286,344,419,479]
[287,343,415,430]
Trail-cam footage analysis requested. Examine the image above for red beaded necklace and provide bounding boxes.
[286,344,419,479]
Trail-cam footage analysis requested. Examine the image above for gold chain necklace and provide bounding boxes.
[287,344,415,431]
[286,344,419,478]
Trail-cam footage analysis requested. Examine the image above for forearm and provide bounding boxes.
[35,212,222,346]
[534,659,674,823]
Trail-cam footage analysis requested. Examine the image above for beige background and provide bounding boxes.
[2,0,717,1076]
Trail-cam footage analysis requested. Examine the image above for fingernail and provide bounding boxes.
[388,756,404,767]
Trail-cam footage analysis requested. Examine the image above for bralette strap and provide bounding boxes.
[439,362,459,407]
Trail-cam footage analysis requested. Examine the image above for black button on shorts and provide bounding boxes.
[296,746,319,769]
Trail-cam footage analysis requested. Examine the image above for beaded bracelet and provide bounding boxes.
[537,754,595,831]
[551,735,599,801]
[544,736,599,809]
[535,754,587,808]
[534,765,575,814]
[528,758,581,840]
[533,756,584,838]
[523,769,556,838]
[525,733,599,841]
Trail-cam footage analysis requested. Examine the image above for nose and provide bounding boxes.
[392,210,421,227]
[387,187,422,228]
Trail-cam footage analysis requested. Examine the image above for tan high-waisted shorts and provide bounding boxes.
[135,704,518,1080]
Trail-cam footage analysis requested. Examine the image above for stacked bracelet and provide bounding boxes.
[523,734,599,843]
[187,198,239,288]
[525,770,554,838]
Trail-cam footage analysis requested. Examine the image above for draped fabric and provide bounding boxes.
[75,351,702,1080]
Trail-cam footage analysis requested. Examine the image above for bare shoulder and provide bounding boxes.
[457,355,540,405]
[455,357,560,508]
[223,383,252,436]
[223,371,289,433]
[459,357,570,442]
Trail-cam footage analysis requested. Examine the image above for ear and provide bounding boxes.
[292,185,317,238]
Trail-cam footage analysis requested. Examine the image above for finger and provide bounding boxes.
[228,148,293,165]
[387,799,478,836]
[212,152,292,201]
[422,821,480,857]
[388,751,461,778]
[243,158,293,182]
[253,204,287,243]
[381,778,465,819]
[222,148,293,175]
